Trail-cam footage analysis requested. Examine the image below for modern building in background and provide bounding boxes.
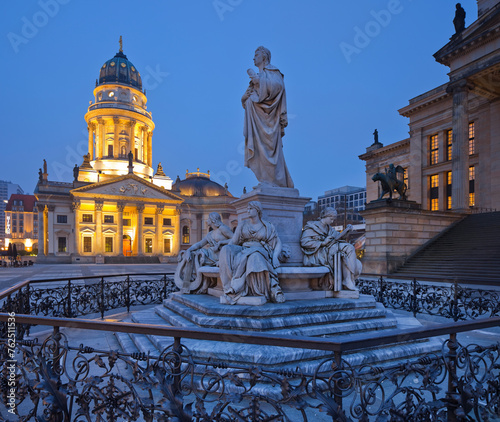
[0,180,24,249]
[317,186,366,224]
[4,194,38,253]
[34,42,237,263]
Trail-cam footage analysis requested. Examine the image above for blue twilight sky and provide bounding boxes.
[1,0,478,200]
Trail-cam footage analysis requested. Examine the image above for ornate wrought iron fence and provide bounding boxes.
[358,276,500,322]
[0,314,499,421]
[0,273,177,339]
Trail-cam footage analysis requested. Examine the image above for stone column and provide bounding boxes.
[172,208,181,255]
[155,206,164,255]
[113,118,120,158]
[97,118,104,159]
[128,120,136,160]
[141,127,147,165]
[88,122,95,160]
[117,202,125,256]
[147,131,153,167]
[37,204,46,256]
[448,80,470,210]
[72,201,80,255]
[47,205,55,255]
[137,203,144,255]
[95,200,103,254]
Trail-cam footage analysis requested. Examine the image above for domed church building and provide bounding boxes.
[34,39,237,263]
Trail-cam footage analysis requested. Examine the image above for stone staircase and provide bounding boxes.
[116,293,441,373]
[393,211,500,283]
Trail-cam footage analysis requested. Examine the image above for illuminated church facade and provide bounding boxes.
[35,42,237,263]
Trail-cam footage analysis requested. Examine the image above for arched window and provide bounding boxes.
[182,226,190,244]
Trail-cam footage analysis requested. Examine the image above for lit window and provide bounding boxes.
[446,129,453,161]
[82,214,93,223]
[469,166,475,207]
[469,122,475,155]
[430,174,439,211]
[164,238,171,254]
[430,134,439,165]
[123,219,131,226]
[447,171,452,210]
[105,237,113,253]
[104,215,114,224]
[108,91,114,98]
[403,167,409,189]
[145,238,153,253]
[182,226,190,244]
[58,237,67,253]
[83,237,92,253]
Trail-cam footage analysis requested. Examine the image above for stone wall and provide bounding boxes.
[360,200,465,274]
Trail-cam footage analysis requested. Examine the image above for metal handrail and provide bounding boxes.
[1,312,499,355]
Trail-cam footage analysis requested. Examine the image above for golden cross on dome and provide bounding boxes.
[119,35,123,53]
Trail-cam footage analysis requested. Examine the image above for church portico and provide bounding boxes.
[35,40,237,264]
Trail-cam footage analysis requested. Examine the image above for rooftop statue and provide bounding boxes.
[174,212,233,294]
[300,207,362,291]
[372,164,407,200]
[241,46,293,188]
[454,3,466,34]
[219,201,285,304]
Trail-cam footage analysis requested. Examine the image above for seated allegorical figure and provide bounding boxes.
[300,207,362,291]
[174,212,233,294]
[219,201,285,305]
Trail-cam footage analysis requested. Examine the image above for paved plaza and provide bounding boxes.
[0,262,177,292]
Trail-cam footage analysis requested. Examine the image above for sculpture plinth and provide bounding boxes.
[232,186,310,266]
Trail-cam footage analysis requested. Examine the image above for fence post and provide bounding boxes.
[333,350,343,415]
[452,279,459,322]
[173,336,182,395]
[377,276,384,304]
[100,277,105,319]
[66,279,72,318]
[446,333,459,422]
[126,275,131,313]
[162,274,167,300]
[411,278,418,318]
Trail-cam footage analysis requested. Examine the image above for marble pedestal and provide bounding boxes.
[232,185,310,265]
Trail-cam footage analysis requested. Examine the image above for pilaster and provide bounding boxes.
[137,203,144,255]
[117,202,125,256]
[95,200,103,254]
[448,80,471,210]
[155,206,164,254]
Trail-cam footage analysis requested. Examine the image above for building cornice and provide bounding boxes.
[359,138,410,161]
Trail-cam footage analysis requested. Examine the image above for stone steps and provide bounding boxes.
[394,212,500,282]
[116,293,441,373]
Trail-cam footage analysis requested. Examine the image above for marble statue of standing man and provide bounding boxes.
[241,46,294,188]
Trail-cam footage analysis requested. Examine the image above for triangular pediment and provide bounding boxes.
[71,174,183,203]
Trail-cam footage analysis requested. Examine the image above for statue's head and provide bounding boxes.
[247,201,263,219]
[320,207,337,220]
[255,46,271,65]
[208,212,222,228]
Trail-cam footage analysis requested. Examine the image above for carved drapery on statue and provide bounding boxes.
[300,208,362,291]
[174,213,232,294]
[242,46,293,188]
[219,201,285,304]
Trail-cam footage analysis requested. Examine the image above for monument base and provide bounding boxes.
[231,186,310,266]
[360,201,464,274]
[116,293,441,375]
